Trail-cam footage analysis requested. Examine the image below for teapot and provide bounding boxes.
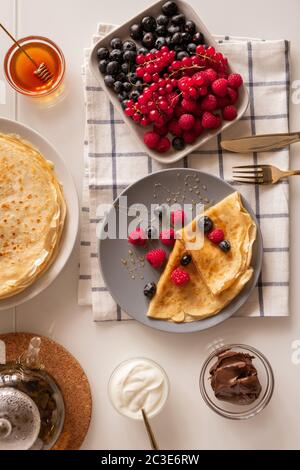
[0,337,65,450]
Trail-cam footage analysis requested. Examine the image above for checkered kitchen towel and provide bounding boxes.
[78,24,290,321]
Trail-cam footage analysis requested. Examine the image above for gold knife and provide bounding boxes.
[221,132,300,153]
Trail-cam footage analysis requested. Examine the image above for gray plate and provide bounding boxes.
[98,169,263,334]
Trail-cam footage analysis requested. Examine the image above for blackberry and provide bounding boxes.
[184,20,196,35]
[97,47,109,60]
[198,216,213,233]
[98,59,108,73]
[141,16,157,32]
[110,37,122,49]
[106,61,120,76]
[142,32,156,48]
[162,1,178,17]
[123,40,136,51]
[143,282,157,299]
[180,254,192,266]
[193,32,205,45]
[130,23,143,40]
[172,137,185,150]
[157,14,169,26]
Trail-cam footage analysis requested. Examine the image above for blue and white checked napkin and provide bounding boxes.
[78,24,290,321]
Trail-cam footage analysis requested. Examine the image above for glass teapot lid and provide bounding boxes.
[0,387,41,450]
[0,337,65,450]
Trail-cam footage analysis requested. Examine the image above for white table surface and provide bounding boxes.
[1,0,300,450]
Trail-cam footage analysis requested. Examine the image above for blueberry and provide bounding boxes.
[168,25,180,35]
[147,227,157,239]
[176,50,189,60]
[104,75,115,88]
[123,40,137,52]
[143,282,157,299]
[157,14,169,26]
[121,63,129,74]
[98,59,108,73]
[118,91,129,103]
[123,82,132,92]
[129,90,140,101]
[141,16,157,32]
[180,254,192,266]
[171,32,183,45]
[198,216,213,233]
[181,32,192,44]
[123,50,137,63]
[162,1,178,17]
[135,80,144,92]
[106,61,120,76]
[115,72,126,82]
[165,36,171,46]
[193,32,205,45]
[172,137,185,150]
[128,72,138,84]
[142,32,156,49]
[150,48,158,54]
[114,81,123,93]
[130,23,143,40]
[137,46,149,54]
[97,47,109,60]
[110,49,123,63]
[174,45,183,52]
[110,37,123,49]
[171,14,186,26]
[155,36,167,49]
[184,20,196,35]
[187,43,197,54]
[219,240,231,253]
[156,25,167,36]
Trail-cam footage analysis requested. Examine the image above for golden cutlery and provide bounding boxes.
[141,409,159,450]
[233,164,300,184]
[0,23,53,82]
[221,132,300,153]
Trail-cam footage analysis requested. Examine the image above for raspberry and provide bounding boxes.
[202,112,222,129]
[168,119,182,137]
[171,209,185,226]
[146,248,167,269]
[208,228,224,244]
[183,130,197,144]
[201,94,217,111]
[171,267,190,286]
[153,124,168,136]
[205,68,218,84]
[181,99,197,113]
[228,73,243,89]
[217,96,230,108]
[160,228,175,246]
[211,78,228,97]
[156,136,171,153]
[144,131,160,149]
[192,71,209,87]
[178,113,195,130]
[227,87,238,104]
[128,228,146,246]
[222,105,237,121]
[194,119,203,136]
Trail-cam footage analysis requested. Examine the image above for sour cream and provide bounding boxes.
[108,358,169,420]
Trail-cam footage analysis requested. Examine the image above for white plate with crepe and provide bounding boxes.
[99,169,263,333]
[0,118,78,310]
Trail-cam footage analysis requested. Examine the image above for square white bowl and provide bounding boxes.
[89,0,249,164]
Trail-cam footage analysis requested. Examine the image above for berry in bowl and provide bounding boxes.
[89,0,249,164]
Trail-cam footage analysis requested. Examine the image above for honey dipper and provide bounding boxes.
[0,23,53,82]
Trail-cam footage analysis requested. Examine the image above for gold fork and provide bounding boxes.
[233,164,300,184]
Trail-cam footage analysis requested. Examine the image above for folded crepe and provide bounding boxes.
[0,133,66,299]
[147,239,253,323]
[180,192,256,296]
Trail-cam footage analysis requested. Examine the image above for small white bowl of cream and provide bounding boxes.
[108,357,169,420]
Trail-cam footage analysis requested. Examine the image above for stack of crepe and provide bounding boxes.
[0,133,66,300]
[148,192,256,323]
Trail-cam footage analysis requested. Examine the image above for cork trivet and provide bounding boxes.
[0,333,92,450]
